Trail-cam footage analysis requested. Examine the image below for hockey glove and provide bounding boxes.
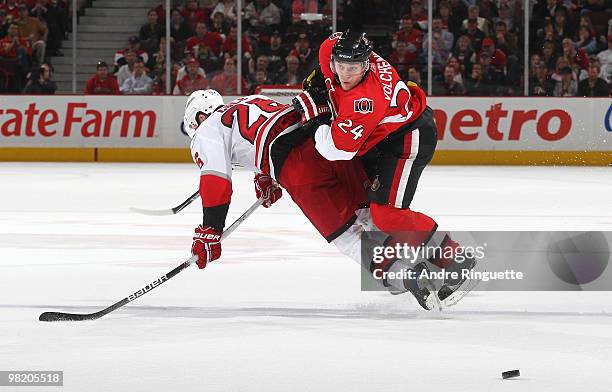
[292,90,331,123]
[191,225,222,269]
[254,173,282,208]
[292,67,331,124]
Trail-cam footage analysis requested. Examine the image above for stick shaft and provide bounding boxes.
[40,198,264,322]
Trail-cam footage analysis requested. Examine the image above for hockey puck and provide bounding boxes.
[502,370,520,379]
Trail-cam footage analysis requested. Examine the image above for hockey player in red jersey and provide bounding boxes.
[293,30,477,309]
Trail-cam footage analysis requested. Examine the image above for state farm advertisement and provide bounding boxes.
[0,96,186,148]
[0,95,610,151]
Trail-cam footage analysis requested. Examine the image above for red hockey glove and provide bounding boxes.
[292,90,331,124]
[254,173,282,208]
[191,225,222,269]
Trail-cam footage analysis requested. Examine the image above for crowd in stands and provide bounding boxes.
[85,0,334,96]
[0,0,71,93]
[385,0,611,96]
[1,0,610,96]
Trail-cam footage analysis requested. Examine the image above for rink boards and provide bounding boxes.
[0,95,610,165]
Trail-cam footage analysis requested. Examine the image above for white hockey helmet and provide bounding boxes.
[183,89,224,138]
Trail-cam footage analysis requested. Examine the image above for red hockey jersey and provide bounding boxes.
[315,33,427,160]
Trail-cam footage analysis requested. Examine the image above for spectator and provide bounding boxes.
[210,56,248,95]
[173,58,209,95]
[120,59,153,94]
[16,4,46,65]
[448,0,468,32]
[552,6,572,40]
[529,53,543,78]
[430,17,454,52]
[260,29,289,74]
[389,41,414,80]
[393,17,423,60]
[541,40,558,71]
[250,68,271,93]
[0,23,31,90]
[407,66,426,90]
[533,0,559,24]
[37,0,68,57]
[494,21,518,57]
[492,21,519,84]
[464,62,489,95]
[573,26,598,55]
[553,66,578,96]
[248,54,269,81]
[423,29,452,77]
[210,11,229,35]
[597,35,611,84]
[460,17,485,51]
[23,63,56,94]
[493,4,514,33]
[452,35,474,74]
[535,19,560,54]
[146,37,176,78]
[139,9,164,53]
[212,0,237,25]
[577,63,610,96]
[116,50,137,86]
[176,55,207,80]
[478,52,509,90]
[115,36,148,68]
[222,24,253,60]
[478,0,498,20]
[170,8,193,44]
[462,5,491,36]
[433,65,466,95]
[275,54,300,85]
[289,33,316,79]
[529,63,554,96]
[0,0,19,20]
[551,56,573,82]
[182,0,209,29]
[446,55,464,83]
[437,1,461,35]
[84,61,120,95]
[186,21,223,72]
[244,0,282,31]
[409,0,428,30]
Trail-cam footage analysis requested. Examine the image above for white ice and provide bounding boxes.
[1,163,611,392]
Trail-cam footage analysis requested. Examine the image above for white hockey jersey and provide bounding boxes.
[190,95,301,182]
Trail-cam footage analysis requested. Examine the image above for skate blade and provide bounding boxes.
[442,262,484,307]
[422,277,442,312]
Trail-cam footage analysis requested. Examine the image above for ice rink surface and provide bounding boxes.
[1,162,611,392]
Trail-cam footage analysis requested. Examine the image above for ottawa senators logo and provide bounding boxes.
[354,98,374,114]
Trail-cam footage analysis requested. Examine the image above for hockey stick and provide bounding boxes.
[129,190,200,216]
[39,198,265,322]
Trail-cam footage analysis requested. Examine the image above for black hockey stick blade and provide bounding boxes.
[39,311,101,322]
[130,190,200,216]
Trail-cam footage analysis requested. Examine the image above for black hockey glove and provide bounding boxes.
[292,66,331,124]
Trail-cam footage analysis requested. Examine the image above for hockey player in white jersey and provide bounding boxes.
[184,89,371,266]
[183,89,447,310]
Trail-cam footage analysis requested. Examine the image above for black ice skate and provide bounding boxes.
[404,262,441,311]
[437,252,477,306]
